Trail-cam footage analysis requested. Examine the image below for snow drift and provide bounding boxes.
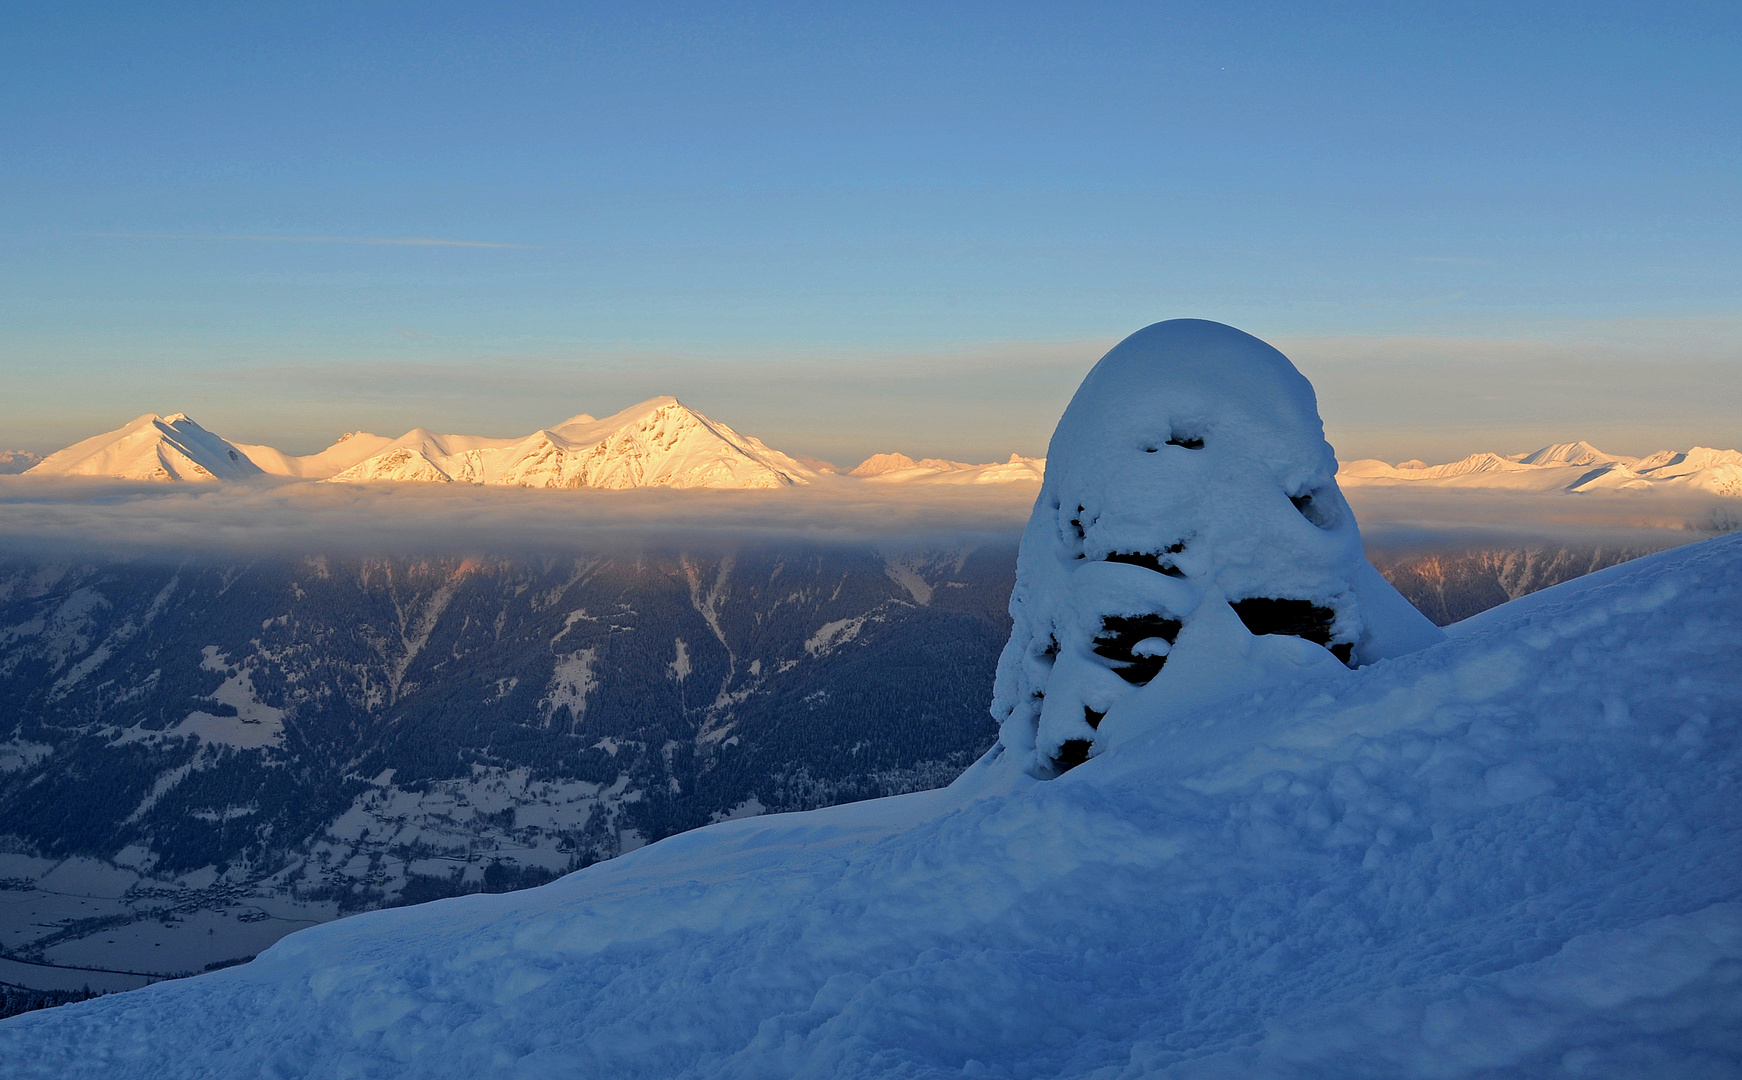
[4,322,1739,1078]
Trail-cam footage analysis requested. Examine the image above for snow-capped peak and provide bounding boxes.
[1341,439,1742,496]
[26,413,262,483]
[1516,440,1637,467]
[849,451,1046,485]
[327,397,818,490]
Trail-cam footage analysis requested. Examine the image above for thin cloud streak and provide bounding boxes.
[78,232,526,249]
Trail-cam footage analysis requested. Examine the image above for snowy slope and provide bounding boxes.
[2,530,1736,1079]
[851,451,1046,485]
[1342,441,1742,496]
[24,414,263,482]
[230,431,395,479]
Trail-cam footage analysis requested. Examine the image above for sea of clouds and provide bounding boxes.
[0,475,1732,563]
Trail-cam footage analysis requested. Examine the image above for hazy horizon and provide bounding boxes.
[4,6,1737,465]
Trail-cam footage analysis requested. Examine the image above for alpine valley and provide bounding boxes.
[2,400,1738,999]
[0,544,1017,992]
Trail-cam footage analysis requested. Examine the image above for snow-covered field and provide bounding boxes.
[4,320,1736,1077]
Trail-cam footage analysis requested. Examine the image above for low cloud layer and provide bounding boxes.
[1345,485,1739,553]
[0,477,1041,561]
[1,476,1732,565]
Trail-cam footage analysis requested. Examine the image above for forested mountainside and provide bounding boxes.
[1370,544,1666,625]
[0,545,1013,984]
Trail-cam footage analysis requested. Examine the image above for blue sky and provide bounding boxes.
[2,2,1738,464]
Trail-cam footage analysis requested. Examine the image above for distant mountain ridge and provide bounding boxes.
[35,414,1735,499]
[22,400,1045,490]
[322,398,817,489]
[1341,439,1742,496]
[848,451,1045,485]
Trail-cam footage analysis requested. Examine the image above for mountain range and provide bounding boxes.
[15,411,1742,500]
[16,399,1044,490]
[1342,439,1742,496]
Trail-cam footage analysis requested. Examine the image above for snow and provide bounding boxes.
[24,405,1047,491]
[1516,440,1636,467]
[109,646,286,750]
[993,320,1443,776]
[4,322,1737,1076]
[541,649,598,726]
[1343,441,1742,497]
[229,431,395,480]
[804,614,870,656]
[25,413,262,482]
[24,400,816,491]
[3,529,1738,1076]
[853,451,1046,485]
[0,738,51,771]
[325,398,817,489]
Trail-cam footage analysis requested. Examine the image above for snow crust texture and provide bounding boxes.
[4,529,1738,1078]
[993,320,1442,775]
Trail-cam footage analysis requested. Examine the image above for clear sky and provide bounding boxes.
[2,2,1738,465]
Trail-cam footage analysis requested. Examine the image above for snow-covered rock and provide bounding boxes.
[25,414,262,482]
[993,320,1442,776]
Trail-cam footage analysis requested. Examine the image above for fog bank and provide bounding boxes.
[1,476,1732,563]
[1345,485,1738,554]
[0,476,1039,559]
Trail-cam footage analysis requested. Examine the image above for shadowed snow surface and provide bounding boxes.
[3,528,1739,1078]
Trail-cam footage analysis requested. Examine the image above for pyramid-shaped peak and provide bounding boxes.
[28,411,260,482]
